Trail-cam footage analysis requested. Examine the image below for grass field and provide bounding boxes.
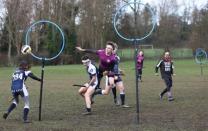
[118,48,193,59]
[0,59,208,131]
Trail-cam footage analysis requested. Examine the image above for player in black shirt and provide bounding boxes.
[155,51,175,101]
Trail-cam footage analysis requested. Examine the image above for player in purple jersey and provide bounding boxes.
[78,56,98,115]
[76,41,117,105]
[137,51,144,82]
[76,41,116,90]
[3,61,41,123]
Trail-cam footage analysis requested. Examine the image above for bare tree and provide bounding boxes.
[2,0,33,65]
[77,0,116,49]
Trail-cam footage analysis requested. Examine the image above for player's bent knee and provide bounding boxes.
[167,87,171,91]
[13,101,18,106]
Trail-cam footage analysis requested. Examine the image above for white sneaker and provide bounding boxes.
[122,104,130,108]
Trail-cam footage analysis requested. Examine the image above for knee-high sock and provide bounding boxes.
[112,87,117,99]
[7,103,16,114]
[23,108,29,121]
[120,94,125,105]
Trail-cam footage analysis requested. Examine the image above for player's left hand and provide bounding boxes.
[84,83,89,87]
[119,69,125,76]
[103,71,108,76]
[114,76,118,80]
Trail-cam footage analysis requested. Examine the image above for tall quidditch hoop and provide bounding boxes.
[195,48,207,64]
[25,20,65,61]
[113,2,156,42]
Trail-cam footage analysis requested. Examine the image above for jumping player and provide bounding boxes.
[78,56,98,115]
[155,51,175,101]
[76,41,116,96]
[137,50,144,82]
[3,60,41,123]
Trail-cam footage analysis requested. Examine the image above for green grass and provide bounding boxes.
[117,48,194,59]
[0,59,208,131]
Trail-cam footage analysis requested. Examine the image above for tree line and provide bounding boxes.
[0,0,208,65]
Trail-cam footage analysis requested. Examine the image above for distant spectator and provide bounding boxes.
[137,50,144,82]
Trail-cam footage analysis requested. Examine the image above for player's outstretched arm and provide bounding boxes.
[76,47,85,52]
[28,73,41,82]
[76,46,97,54]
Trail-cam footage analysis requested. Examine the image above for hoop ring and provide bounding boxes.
[113,2,156,42]
[25,20,65,61]
[195,48,207,64]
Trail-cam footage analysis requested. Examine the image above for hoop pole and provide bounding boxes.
[200,63,203,76]
[39,58,45,121]
[134,40,140,123]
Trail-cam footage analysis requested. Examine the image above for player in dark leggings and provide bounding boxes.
[155,51,175,101]
[108,43,130,107]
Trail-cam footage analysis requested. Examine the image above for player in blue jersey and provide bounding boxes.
[155,51,175,101]
[78,56,98,115]
[3,61,41,123]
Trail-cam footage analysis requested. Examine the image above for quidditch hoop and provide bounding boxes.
[25,20,65,61]
[195,48,207,64]
[113,2,156,42]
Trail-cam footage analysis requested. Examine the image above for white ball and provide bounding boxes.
[21,45,32,55]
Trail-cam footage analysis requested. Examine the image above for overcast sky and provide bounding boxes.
[140,0,207,7]
[0,0,207,18]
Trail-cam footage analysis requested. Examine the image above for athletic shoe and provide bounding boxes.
[23,120,31,123]
[115,101,120,106]
[114,98,117,104]
[168,97,174,101]
[159,94,163,100]
[122,104,130,108]
[82,111,91,115]
[3,113,8,119]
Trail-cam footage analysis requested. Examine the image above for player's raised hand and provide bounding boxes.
[76,46,84,51]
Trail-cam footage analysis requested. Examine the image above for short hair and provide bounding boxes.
[106,41,115,50]
[81,55,90,61]
[19,60,30,70]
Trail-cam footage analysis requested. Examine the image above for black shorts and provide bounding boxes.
[12,91,24,103]
[114,76,122,83]
[138,69,142,75]
[163,77,172,89]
